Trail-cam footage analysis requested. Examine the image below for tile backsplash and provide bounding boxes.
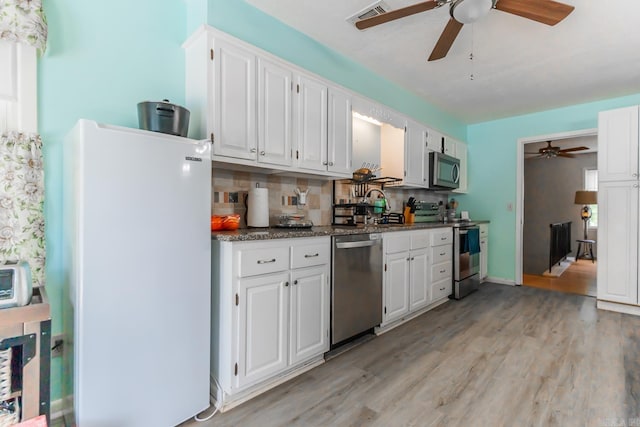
[212,169,449,228]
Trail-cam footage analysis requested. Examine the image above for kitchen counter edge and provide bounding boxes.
[211,221,490,242]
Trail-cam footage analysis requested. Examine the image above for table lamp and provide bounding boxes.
[574,190,597,239]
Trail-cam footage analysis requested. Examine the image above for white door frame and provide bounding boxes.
[515,128,598,285]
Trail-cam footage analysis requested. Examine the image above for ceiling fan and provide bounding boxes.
[525,141,589,159]
[355,0,575,61]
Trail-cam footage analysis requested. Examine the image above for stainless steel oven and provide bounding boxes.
[453,224,480,299]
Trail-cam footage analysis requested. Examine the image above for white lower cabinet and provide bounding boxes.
[211,237,330,410]
[289,266,329,365]
[479,224,489,282]
[237,272,289,388]
[382,228,452,327]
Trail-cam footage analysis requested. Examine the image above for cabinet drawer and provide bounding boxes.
[291,243,330,269]
[411,231,430,250]
[430,229,452,246]
[431,245,452,264]
[238,246,290,277]
[431,262,452,283]
[431,279,451,301]
[385,232,411,254]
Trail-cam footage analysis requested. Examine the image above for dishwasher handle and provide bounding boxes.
[335,240,379,249]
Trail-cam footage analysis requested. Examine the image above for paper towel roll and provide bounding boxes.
[247,187,269,227]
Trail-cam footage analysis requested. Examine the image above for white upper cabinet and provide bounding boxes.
[294,73,328,172]
[211,38,257,160]
[425,127,443,153]
[327,87,353,175]
[452,141,468,194]
[598,106,639,182]
[257,57,292,166]
[404,119,427,187]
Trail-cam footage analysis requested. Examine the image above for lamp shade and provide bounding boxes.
[574,190,597,205]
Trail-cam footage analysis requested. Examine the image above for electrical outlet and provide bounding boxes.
[51,334,64,358]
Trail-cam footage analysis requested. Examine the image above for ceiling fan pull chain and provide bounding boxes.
[469,24,475,81]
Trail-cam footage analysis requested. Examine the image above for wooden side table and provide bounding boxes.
[576,239,596,263]
[0,287,51,424]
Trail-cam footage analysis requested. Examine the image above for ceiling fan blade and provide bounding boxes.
[428,18,464,61]
[355,0,439,30]
[494,0,575,26]
[557,152,576,158]
[559,146,589,153]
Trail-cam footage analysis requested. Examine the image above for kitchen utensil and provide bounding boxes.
[137,99,190,137]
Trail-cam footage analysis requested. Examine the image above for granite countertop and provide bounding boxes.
[211,220,489,242]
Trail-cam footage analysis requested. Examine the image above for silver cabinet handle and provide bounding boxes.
[441,237,447,240]
[440,269,446,273]
[294,280,298,285]
[406,257,410,261]
[260,151,265,156]
[411,257,415,260]
[250,148,257,153]
[323,161,328,165]
[285,281,289,287]
[634,184,639,188]
[633,173,639,177]
[257,258,276,264]
[439,252,446,256]
[304,253,319,258]
[439,287,446,291]
[329,161,334,166]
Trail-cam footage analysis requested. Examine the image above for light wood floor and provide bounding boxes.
[523,259,597,297]
[181,283,639,427]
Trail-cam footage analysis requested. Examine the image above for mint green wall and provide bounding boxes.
[458,93,640,282]
[40,0,186,402]
[200,0,467,140]
[39,0,465,403]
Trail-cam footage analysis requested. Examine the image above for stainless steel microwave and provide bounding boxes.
[429,151,460,190]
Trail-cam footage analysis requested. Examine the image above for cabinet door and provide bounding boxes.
[257,58,292,166]
[384,252,410,323]
[480,239,488,281]
[404,120,426,187]
[425,127,443,152]
[290,266,329,365]
[452,141,468,193]
[327,87,352,176]
[598,106,639,182]
[237,272,289,388]
[443,136,455,157]
[212,38,257,160]
[598,181,638,305]
[409,249,430,311]
[295,74,328,172]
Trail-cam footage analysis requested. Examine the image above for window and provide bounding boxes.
[584,168,598,228]
[0,40,37,133]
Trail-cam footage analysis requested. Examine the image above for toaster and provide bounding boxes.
[0,260,32,309]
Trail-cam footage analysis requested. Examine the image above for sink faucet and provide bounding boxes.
[362,188,391,215]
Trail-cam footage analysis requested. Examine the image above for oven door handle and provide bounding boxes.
[336,240,378,249]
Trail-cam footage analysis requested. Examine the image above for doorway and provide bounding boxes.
[516,129,598,297]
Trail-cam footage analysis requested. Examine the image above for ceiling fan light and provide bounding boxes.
[451,0,493,24]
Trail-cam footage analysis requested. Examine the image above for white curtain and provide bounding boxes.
[0,132,45,286]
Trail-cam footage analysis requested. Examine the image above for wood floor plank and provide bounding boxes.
[180,284,638,427]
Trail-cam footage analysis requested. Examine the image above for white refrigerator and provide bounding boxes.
[64,120,211,426]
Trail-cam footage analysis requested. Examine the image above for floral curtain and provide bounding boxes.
[0,0,47,53]
[0,132,45,286]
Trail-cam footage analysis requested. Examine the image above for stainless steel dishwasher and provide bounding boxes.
[331,233,383,347]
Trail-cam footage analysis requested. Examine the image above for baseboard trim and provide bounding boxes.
[597,300,640,317]
[211,356,324,413]
[486,277,516,286]
[376,297,450,335]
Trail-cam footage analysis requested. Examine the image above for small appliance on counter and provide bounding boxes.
[413,202,441,223]
[0,260,32,309]
[275,213,313,228]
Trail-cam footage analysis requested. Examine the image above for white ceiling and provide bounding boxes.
[246,0,640,123]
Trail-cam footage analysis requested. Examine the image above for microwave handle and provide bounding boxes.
[452,163,460,184]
